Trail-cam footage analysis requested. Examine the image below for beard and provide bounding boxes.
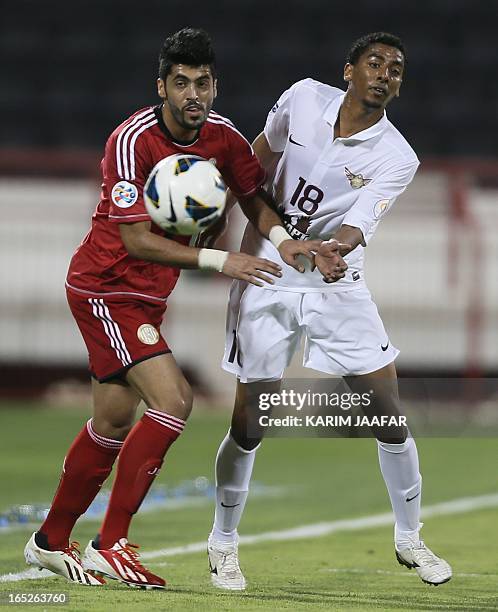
[167,100,210,131]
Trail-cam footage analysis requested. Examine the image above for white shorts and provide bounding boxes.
[222,282,399,382]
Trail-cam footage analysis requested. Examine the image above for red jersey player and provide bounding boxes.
[24,28,322,589]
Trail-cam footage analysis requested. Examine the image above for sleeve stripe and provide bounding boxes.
[208,110,235,127]
[128,119,157,180]
[115,109,156,180]
[108,213,150,220]
[206,118,255,155]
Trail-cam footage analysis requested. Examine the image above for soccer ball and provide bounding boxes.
[144,154,227,235]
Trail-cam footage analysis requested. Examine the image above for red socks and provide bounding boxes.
[98,409,185,549]
[38,411,185,551]
[39,420,122,550]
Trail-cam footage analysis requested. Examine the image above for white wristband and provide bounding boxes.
[198,248,229,272]
[269,225,292,249]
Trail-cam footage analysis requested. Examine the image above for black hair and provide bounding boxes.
[346,32,406,65]
[158,27,216,81]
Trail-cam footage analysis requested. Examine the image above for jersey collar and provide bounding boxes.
[322,92,388,142]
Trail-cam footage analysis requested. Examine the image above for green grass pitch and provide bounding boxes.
[0,403,497,610]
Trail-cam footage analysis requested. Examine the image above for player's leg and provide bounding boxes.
[344,363,421,542]
[25,379,139,585]
[208,379,281,590]
[84,353,192,588]
[345,364,452,585]
[209,283,300,589]
[304,288,451,585]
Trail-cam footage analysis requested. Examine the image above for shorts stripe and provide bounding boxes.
[99,300,132,363]
[88,299,132,366]
[93,299,129,365]
[89,299,126,364]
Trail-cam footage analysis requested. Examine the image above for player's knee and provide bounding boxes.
[180,383,194,419]
[92,417,134,441]
[148,379,193,420]
[173,378,193,419]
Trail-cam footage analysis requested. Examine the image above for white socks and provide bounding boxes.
[211,431,422,549]
[377,437,422,549]
[210,432,258,544]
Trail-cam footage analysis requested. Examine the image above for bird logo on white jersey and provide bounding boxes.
[344,167,372,189]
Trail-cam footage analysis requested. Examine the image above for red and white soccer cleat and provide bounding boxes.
[24,532,105,586]
[82,538,165,589]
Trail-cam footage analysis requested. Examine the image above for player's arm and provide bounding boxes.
[238,188,322,273]
[119,221,282,287]
[315,159,419,282]
[198,132,322,272]
[237,132,325,273]
[195,132,280,248]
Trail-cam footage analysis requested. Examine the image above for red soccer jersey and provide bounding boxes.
[66,106,265,303]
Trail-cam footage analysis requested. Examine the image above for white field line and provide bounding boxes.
[140,492,498,561]
[320,568,498,579]
[2,492,498,583]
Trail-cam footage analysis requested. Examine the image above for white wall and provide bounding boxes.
[1,174,496,398]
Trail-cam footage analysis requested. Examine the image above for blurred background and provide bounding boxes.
[1,0,497,404]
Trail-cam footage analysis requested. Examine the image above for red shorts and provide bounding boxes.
[66,289,171,382]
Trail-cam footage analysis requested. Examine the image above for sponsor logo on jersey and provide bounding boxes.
[352,271,360,281]
[111,181,139,208]
[344,167,372,189]
[137,323,160,345]
[271,102,279,113]
[281,213,311,240]
[373,199,390,219]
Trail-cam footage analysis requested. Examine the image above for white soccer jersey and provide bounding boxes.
[240,78,419,292]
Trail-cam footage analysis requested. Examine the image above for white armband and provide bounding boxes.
[198,249,228,272]
[269,225,292,249]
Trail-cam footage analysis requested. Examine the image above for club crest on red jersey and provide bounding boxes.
[344,167,372,189]
[111,181,139,208]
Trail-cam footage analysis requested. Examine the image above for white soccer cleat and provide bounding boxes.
[24,532,105,586]
[82,538,165,589]
[207,536,246,590]
[396,540,452,585]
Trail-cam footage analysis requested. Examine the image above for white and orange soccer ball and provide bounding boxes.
[144,154,227,235]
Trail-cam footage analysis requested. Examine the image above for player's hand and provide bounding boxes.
[222,252,282,287]
[194,214,228,248]
[314,252,348,283]
[277,239,325,273]
[317,238,351,258]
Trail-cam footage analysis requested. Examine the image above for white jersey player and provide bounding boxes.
[203,33,452,590]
